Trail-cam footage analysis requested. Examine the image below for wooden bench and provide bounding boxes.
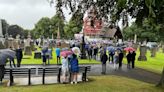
[5,67,60,86]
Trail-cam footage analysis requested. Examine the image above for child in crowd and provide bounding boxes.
[61,56,69,83]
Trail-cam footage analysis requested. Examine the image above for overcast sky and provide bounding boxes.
[0,0,71,29]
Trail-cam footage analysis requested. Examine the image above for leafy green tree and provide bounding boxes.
[33,17,51,38]
[64,9,83,39]
[51,13,65,38]
[8,25,24,38]
[123,19,161,42]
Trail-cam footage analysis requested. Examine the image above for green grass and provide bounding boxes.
[0,76,163,92]
[17,47,164,74]
[20,48,100,65]
[123,49,164,74]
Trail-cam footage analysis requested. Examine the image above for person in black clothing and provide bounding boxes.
[131,51,136,68]
[93,46,98,60]
[109,52,114,63]
[0,65,5,84]
[101,52,108,74]
[118,50,124,68]
[16,47,23,67]
[88,46,93,60]
[126,51,136,69]
[126,51,132,69]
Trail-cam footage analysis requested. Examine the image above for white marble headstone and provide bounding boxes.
[0,19,3,37]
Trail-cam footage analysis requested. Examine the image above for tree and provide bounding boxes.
[33,17,51,38]
[64,8,83,39]
[1,19,9,36]
[8,25,24,38]
[123,19,161,42]
[51,13,65,38]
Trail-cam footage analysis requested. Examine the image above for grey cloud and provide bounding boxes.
[0,0,72,29]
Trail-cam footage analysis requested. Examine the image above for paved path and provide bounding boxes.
[5,63,161,84]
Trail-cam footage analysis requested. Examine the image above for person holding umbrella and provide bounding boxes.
[42,46,48,66]
[70,47,80,84]
[0,50,16,84]
[107,45,115,63]
[124,47,135,69]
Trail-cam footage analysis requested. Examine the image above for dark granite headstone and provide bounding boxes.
[150,47,157,57]
[34,51,41,59]
[138,45,147,61]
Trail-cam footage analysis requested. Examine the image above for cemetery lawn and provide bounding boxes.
[20,49,100,65]
[123,50,164,74]
[20,48,164,74]
[1,76,163,92]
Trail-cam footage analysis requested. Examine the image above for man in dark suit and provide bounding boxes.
[118,50,124,68]
[131,51,136,68]
[16,47,23,67]
[101,52,108,74]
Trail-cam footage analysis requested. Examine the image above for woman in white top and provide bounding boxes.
[61,56,69,83]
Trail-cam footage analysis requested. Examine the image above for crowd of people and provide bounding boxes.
[0,40,137,84]
[83,43,136,74]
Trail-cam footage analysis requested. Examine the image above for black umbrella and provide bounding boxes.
[0,49,16,58]
[0,49,16,67]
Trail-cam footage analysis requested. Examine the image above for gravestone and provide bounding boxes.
[150,47,157,57]
[138,45,147,61]
[47,49,52,59]
[162,45,164,53]
[24,32,32,55]
[4,39,8,48]
[30,40,35,51]
[34,51,42,59]
[19,39,24,50]
[7,35,14,49]
[13,35,20,49]
[132,43,138,51]
[0,19,5,49]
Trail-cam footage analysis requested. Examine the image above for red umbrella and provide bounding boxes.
[60,50,73,57]
[124,47,135,52]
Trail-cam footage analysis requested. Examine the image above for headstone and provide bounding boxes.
[24,32,32,55]
[132,43,138,51]
[7,35,14,49]
[150,47,157,57]
[4,39,8,48]
[19,39,24,50]
[30,40,35,51]
[162,45,164,53]
[138,45,147,61]
[47,49,52,59]
[34,51,41,59]
[0,19,5,49]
